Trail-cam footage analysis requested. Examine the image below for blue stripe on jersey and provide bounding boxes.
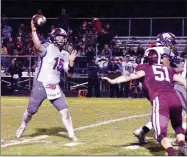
[36,57,43,80]
[36,51,47,80]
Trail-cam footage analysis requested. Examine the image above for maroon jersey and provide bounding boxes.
[135,64,177,101]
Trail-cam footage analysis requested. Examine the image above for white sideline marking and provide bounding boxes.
[2,113,151,148]
[124,145,140,150]
[33,140,53,144]
[1,135,49,148]
[74,113,151,131]
[63,142,82,147]
[58,113,151,133]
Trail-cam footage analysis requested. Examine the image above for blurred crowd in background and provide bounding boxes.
[1,8,146,67]
[1,8,186,97]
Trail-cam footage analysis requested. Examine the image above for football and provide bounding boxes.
[32,14,46,26]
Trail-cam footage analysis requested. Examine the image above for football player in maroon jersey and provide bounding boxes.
[102,49,186,156]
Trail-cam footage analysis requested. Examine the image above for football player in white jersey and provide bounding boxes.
[16,20,78,141]
[120,55,135,97]
[133,32,187,145]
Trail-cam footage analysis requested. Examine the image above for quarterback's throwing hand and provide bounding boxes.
[31,20,37,32]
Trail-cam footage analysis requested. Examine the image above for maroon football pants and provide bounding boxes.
[151,92,185,142]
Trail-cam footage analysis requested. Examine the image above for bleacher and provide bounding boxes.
[2,36,186,79]
[113,36,187,54]
[1,36,186,95]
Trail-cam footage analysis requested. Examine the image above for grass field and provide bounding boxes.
[1,96,178,156]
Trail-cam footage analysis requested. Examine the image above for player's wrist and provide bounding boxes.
[68,64,75,73]
[69,60,75,67]
[31,27,37,32]
[69,62,74,67]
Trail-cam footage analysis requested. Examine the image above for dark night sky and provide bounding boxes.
[2,0,187,17]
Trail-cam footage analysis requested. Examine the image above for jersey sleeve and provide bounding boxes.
[171,67,178,75]
[39,42,50,57]
[63,51,71,72]
[167,67,178,82]
[63,61,69,72]
[135,64,147,72]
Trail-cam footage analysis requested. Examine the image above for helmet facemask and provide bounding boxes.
[163,39,176,51]
[147,49,162,65]
[157,32,177,52]
[55,35,67,47]
[50,28,68,48]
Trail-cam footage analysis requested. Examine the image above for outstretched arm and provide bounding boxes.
[173,74,186,89]
[31,20,44,53]
[173,66,184,73]
[102,70,145,84]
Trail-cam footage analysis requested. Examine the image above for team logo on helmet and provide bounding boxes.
[50,28,68,46]
[156,32,177,50]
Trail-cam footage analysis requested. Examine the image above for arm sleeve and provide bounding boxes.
[39,42,50,57]
[63,61,75,74]
[63,61,69,72]
[135,64,146,72]
[171,67,178,75]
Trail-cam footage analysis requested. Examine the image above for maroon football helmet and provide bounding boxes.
[147,49,161,65]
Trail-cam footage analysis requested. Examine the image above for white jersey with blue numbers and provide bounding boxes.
[34,42,70,84]
[121,61,134,75]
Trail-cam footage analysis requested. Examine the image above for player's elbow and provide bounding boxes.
[33,45,43,53]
